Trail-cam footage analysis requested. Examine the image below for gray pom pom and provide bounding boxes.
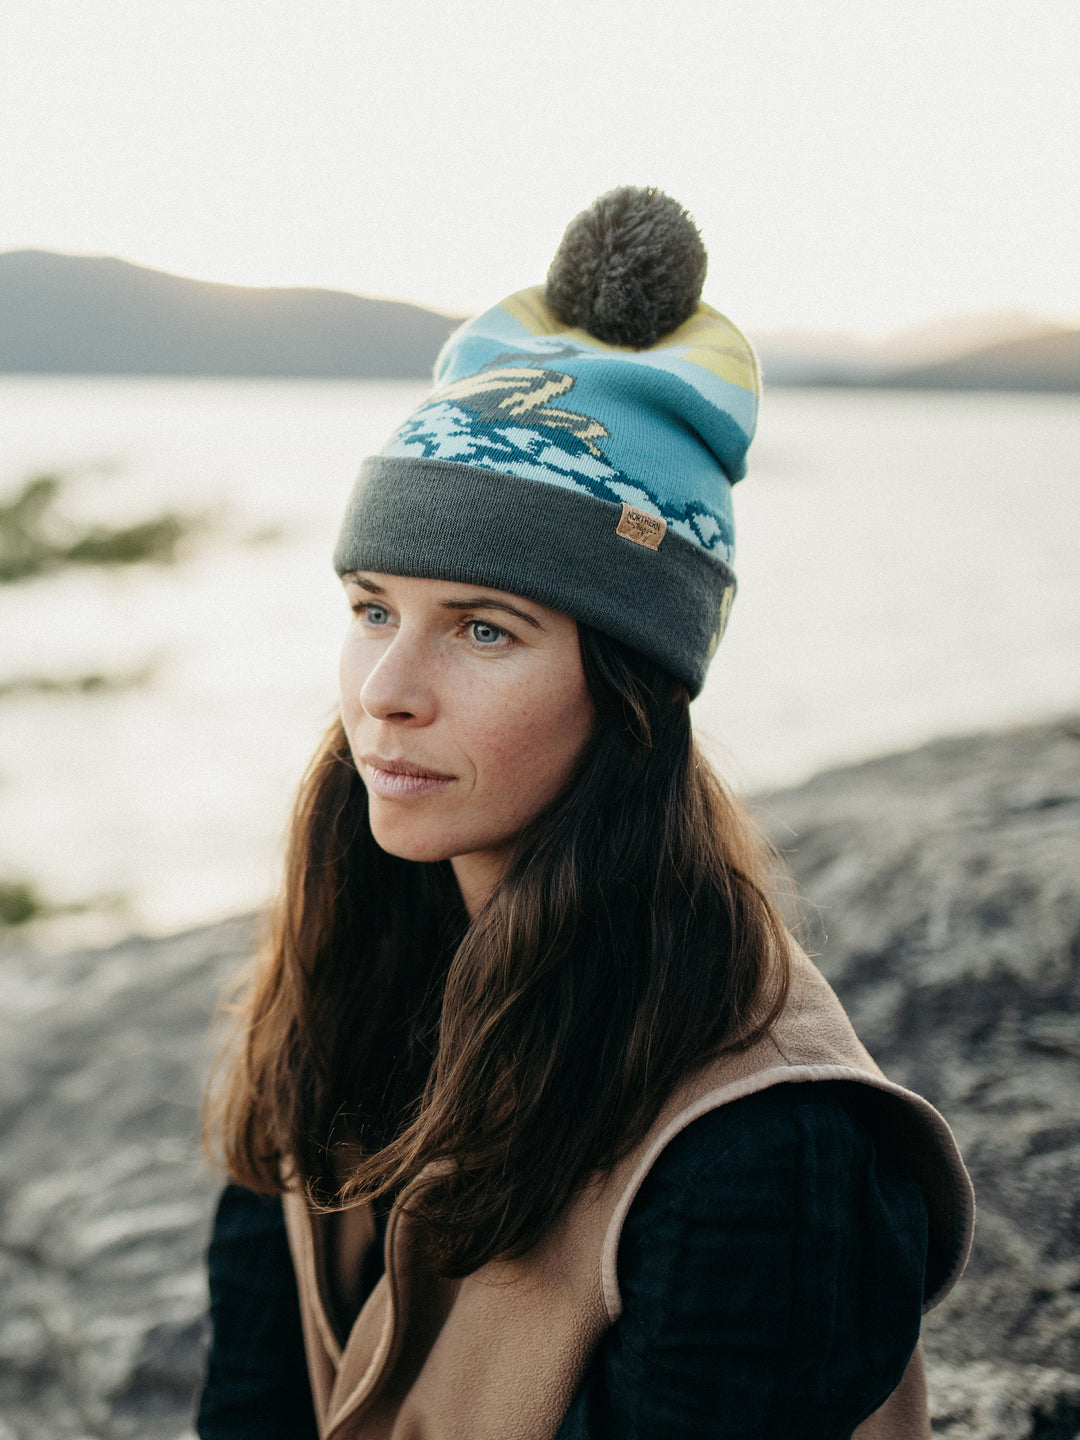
[545,187,707,348]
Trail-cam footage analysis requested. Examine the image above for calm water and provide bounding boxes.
[1,377,1078,939]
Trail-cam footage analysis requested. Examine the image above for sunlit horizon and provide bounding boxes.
[3,241,1077,345]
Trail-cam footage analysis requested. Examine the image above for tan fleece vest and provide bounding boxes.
[284,949,975,1440]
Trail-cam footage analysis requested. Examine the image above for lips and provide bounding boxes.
[361,753,455,799]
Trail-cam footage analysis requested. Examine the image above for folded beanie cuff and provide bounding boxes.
[334,456,736,697]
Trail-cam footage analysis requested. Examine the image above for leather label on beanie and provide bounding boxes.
[616,504,667,550]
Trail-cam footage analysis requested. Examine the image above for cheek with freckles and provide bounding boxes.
[460,683,592,844]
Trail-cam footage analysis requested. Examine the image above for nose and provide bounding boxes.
[356,631,438,726]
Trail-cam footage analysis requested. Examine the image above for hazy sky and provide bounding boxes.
[2,0,1078,333]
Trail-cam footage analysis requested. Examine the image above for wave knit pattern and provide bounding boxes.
[380,288,760,564]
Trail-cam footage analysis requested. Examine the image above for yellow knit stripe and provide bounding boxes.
[665,305,761,395]
[500,287,568,338]
[499,290,759,395]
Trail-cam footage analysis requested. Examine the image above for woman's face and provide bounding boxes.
[339,571,595,915]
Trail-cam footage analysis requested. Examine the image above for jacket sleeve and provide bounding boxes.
[555,1083,929,1440]
[195,1184,319,1440]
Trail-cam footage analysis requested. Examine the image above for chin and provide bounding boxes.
[368,807,516,873]
[367,810,457,865]
[371,828,450,865]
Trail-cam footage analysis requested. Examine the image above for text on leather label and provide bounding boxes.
[615,503,667,550]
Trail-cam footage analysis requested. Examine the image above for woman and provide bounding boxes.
[199,188,973,1440]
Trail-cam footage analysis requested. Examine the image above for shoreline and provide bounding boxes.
[5,711,1079,957]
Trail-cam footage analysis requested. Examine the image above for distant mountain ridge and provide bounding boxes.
[0,250,463,378]
[1,249,1078,389]
[873,327,1080,391]
[754,313,1080,391]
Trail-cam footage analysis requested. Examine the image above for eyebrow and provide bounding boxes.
[438,597,544,630]
[341,573,546,631]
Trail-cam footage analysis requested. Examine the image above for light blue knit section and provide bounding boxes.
[380,296,760,563]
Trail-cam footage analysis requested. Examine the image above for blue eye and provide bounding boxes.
[470,620,505,645]
[363,604,391,626]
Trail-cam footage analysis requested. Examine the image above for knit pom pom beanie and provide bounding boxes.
[334,186,760,697]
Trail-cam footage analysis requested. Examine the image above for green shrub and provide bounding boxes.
[0,472,200,583]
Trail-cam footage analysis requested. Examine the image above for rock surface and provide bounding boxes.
[1,718,1078,1438]
[0,916,254,1440]
[755,717,1080,1437]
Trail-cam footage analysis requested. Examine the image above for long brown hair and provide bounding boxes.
[205,625,792,1276]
